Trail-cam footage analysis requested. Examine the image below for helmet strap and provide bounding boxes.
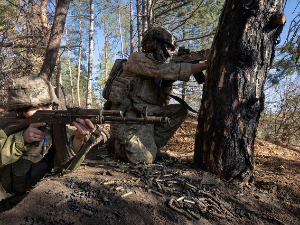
[153,43,170,62]
[160,43,170,59]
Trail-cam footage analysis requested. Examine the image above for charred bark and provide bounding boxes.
[194,0,284,182]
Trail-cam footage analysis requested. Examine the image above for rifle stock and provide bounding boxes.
[1,108,170,166]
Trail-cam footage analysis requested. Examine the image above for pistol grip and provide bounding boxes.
[34,125,46,146]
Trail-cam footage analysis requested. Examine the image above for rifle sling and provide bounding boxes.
[66,129,104,171]
[166,93,198,113]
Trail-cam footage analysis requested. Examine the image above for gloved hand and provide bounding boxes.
[193,71,206,84]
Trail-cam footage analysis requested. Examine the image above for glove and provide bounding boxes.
[193,71,206,84]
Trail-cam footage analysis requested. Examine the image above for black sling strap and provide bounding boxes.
[166,93,198,113]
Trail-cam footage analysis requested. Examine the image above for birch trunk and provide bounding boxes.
[86,0,94,109]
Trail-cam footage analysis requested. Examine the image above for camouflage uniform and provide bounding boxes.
[0,76,109,212]
[110,50,195,164]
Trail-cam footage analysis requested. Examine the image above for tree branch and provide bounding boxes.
[176,32,215,43]
[154,1,192,18]
[170,1,203,31]
[1,43,81,49]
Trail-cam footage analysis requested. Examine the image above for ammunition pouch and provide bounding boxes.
[0,157,50,195]
[117,98,132,113]
[135,78,159,105]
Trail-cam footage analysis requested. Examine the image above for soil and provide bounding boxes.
[0,118,299,225]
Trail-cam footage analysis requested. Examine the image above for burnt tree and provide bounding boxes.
[194,0,285,182]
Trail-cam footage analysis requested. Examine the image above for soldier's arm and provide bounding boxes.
[191,62,208,74]
[0,129,26,167]
[70,118,95,152]
[122,52,194,82]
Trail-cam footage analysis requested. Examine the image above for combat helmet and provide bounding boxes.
[6,75,59,111]
[141,27,176,53]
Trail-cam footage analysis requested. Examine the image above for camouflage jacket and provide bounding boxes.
[109,52,194,115]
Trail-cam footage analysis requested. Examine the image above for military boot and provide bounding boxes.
[155,149,171,161]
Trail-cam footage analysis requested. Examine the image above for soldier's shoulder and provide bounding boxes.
[0,112,17,129]
[128,52,145,59]
[128,52,156,62]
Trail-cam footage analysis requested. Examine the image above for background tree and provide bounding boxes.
[40,0,71,81]
[256,1,300,146]
[194,0,285,182]
[64,0,90,107]
[0,0,62,108]
[260,76,300,146]
[267,1,300,85]
[86,0,95,109]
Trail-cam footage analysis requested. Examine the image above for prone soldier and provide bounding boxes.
[0,75,110,212]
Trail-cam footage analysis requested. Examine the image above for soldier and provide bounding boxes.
[0,75,106,212]
[108,27,208,164]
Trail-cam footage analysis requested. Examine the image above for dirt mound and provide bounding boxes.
[0,118,299,225]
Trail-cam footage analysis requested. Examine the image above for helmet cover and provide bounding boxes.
[141,27,176,52]
[6,75,59,111]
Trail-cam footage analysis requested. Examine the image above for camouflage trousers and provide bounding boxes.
[111,104,188,164]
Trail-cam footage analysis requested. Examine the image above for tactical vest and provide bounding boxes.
[107,56,171,114]
[0,146,55,200]
[101,59,138,113]
[0,128,55,200]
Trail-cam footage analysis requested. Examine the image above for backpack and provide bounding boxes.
[102,59,127,101]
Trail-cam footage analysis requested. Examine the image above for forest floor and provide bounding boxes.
[0,118,299,225]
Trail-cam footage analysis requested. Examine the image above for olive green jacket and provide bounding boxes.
[0,112,109,204]
[0,112,94,170]
[0,116,76,169]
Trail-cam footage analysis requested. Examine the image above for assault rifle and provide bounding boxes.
[1,107,170,166]
[171,47,210,84]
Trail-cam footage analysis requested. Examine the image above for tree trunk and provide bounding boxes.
[117,0,124,58]
[194,0,284,182]
[55,57,62,105]
[77,0,83,107]
[136,0,142,52]
[40,0,50,46]
[142,0,148,32]
[104,24,108,80]
[39,0,71,80]
[130,0,133,54]
[65,28,74,107]
[147,0,153,26]
[86,0,95,109]
[77,18,82,106]
[182,81,186,101]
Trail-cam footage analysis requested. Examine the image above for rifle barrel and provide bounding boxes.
[103,116,170,124]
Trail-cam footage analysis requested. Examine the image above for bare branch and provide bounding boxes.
[1,43,82,49]
[170,2,203,31]
[176,32,215,43]
[154,1,192,18]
